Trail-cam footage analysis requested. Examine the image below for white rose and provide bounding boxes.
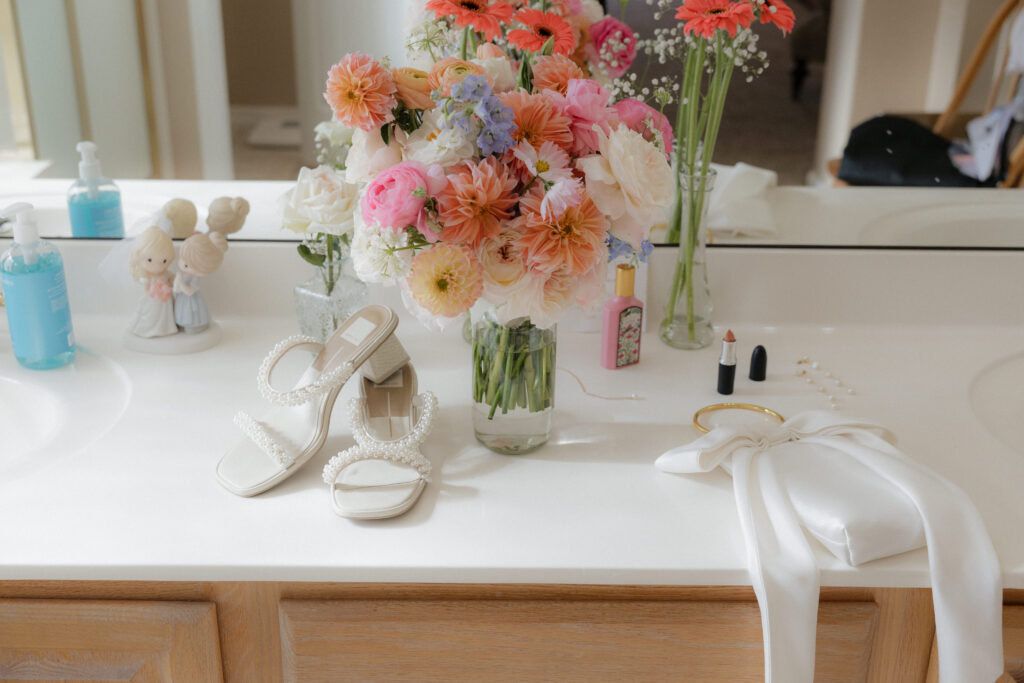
[345,127,404,184]
[478,225,530,306]
[403,109,479,166]
[576,124,674,249]
[280,165,360,237]
[471,57,517,93]
[314,120,354,148]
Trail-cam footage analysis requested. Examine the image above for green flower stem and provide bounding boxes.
[475,317,554,420]
[664,33,736,342]
[460,26,470,60]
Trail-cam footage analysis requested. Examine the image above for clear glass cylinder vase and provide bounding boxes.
[472,313,556,455]
[660,170,716,350]
[293,257,368,343]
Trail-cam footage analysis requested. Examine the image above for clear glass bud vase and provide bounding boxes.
[660,170,716,350]
[472,312,556,455]
[293,257,367,343]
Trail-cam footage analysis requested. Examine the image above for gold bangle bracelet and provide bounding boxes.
[693,403,785,434]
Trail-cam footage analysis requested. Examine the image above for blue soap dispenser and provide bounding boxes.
[68,141,124,238]
[0,203,76,369]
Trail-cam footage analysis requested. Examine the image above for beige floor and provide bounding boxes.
[231,121,304,181]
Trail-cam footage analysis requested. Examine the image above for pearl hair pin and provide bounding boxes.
[794,356,855,411]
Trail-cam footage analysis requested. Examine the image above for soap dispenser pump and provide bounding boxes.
[0,203,76,369]
[68,141,124,238]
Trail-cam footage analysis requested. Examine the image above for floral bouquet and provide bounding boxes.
[318,0,674,447]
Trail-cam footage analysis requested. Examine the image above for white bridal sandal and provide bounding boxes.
[322,364,437,519]
[216,305,410,497]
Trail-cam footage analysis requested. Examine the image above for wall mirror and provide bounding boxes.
[0,0,1021,248]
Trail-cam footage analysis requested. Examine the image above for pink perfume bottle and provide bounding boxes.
[601,264,643,369]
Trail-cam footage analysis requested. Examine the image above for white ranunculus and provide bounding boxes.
[345,127,404,184]
[471,57,517,93]
[350,207,412,285]
[403,109,479,166]
[280,165,360,237]
[576,124,674,249]
[314,120,354,148]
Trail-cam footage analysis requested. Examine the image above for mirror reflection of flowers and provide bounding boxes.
[617,0,793,347]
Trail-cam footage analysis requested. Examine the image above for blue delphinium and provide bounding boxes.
[443,75,517,157]
[606,235,654,264]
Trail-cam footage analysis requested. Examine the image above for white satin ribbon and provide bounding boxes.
[655,411,1003,683]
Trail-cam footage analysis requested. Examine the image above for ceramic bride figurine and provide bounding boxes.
[172,197,249,334]
[128,224,178,338]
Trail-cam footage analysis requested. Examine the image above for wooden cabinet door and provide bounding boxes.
[280,598,878,682]
[0,599,223,682]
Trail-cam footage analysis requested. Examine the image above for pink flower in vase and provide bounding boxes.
[361,161,446,235]
[584,17,637,78]
[612,98,674,157]
[561,79,614,156]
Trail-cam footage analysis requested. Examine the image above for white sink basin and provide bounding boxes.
[860,203,1024,247]
[0,346,131,479]
[970,351,1024,454]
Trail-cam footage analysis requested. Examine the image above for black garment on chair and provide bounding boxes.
[838,115,995,187]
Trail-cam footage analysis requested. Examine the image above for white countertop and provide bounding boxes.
[2,175,1023,587]
[2,240,1023,586]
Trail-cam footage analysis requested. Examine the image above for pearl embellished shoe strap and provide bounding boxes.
[322,392,438,485]
[257,335,355,407]
[233,411,296,469]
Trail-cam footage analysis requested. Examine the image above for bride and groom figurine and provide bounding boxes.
[128,197,249,340]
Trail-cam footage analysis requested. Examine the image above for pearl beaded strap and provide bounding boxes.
[256,335,355,407]
[322,392,438,486]
[233,411,295,468]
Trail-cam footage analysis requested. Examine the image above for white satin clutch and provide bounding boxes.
[766,442,925,566]
[656,411,1003,683]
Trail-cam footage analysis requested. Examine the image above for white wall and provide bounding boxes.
[291,0,412,165]
[0,31,15,153]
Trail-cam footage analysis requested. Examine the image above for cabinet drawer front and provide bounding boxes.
[0,599,223,682]
[280,598,877,682]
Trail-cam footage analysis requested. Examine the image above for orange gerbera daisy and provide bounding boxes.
[507,9,577,56]
[324,53,397,131]
[425,0,515,41]
[675,0,755,39]
[498,90,573,152]
[757,0,795,34]
[436,157,519,248]
[517,187,608,275]
[531,55,584,95]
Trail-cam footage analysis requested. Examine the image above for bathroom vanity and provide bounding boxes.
[1,197,1023,681]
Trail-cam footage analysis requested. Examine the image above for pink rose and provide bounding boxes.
[360,161,446,234]
[562,78,614,156]
[612,98,674,157]
[584,17,637,79]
